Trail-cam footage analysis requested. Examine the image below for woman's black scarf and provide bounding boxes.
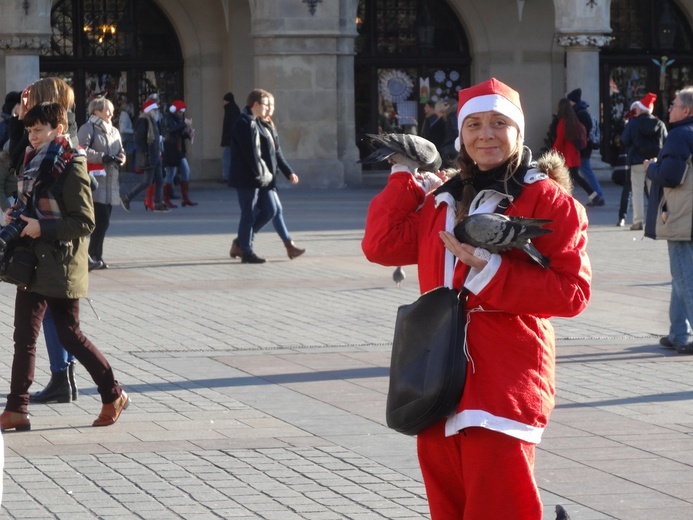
[434,146,533,202]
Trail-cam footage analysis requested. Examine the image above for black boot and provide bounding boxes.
[30,369,72,404]
[68,362,78,401]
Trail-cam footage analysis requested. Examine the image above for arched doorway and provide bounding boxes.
[40,0,183,125]
[601,0,693,164]
[354,0,470,169]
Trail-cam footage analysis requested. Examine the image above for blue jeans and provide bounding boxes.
[668,240,693,345]
[254,188,291,242]
[43,307,75,373]
[236,187,276,254]
[164,157,190,184]
[579,156,604,199]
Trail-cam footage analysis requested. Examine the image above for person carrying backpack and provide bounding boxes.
[567,88,606,206]
[620,92,667,230]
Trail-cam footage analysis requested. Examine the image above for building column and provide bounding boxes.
[0,1,52,93]
[557,33,611,119]
[251,3,361,188]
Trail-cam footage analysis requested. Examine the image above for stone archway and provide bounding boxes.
[601,0,693,164]
[354,0,471,171]
[40,0,184,124]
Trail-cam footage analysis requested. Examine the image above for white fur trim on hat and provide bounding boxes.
[143,101,158,113]
[631,101,653,113]
[456,94,525,151]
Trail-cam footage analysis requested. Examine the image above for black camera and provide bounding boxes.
[0,207,30,254]
[0,206,37,288]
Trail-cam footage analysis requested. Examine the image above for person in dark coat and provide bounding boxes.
[220,92,241,183]
[228,88,276,264]
[620,92,667,230]
[567,88,605,206]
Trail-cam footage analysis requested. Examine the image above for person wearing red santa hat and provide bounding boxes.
[620,92,667,230]
[162,99,197,207]
[362,78,592,519]
[119,98,169,212]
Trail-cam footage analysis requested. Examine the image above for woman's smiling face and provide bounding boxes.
[461,111,520,170]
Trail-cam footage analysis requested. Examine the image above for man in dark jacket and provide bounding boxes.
[228,88,275,264]
[620,92,667,230]
[220,92,241,183]
[644,86,693,353]
[0,91,20,150]
[567,88,605,206]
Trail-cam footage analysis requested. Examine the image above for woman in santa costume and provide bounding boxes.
[362,78,592,519]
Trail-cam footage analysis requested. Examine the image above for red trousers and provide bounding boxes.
[417,422,542,519]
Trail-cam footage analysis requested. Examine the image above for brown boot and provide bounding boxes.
[0,410,31,432]
[284,240,305,260]
[162,184,178,208]
[230,238,242,259]
[180,181,198,206]
[93,391,129,427]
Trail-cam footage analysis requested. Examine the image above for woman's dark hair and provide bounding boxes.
[2,91,21,115]
[24,102,68,130]
[246,88,269,108]
[557,98,579,143]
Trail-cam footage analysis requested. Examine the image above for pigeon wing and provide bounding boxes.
[453,214,553,267]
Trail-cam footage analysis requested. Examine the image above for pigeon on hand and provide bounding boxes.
[360,133,442,173]
[453,213,553,268]
[392,266,405,288]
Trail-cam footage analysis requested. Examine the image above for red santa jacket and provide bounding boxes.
[362,168,591,443]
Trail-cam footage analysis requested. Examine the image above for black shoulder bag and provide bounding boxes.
[386,286,467,436]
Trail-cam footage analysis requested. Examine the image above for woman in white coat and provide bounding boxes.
[77,96,125,270]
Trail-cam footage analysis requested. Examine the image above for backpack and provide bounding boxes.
[588,113,601,150]
[635,119,664,160]
[0,118,9,150]
[575,122,588,151]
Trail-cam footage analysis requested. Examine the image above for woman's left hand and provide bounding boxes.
[439,231,488,270]
[19,215,41,239]
[289,173,299,184]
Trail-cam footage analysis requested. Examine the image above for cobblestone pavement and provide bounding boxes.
[0,178,691,519]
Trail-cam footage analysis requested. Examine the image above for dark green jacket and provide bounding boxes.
[28,155,95,299]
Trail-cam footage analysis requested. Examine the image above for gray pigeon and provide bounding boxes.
[453,213,553,268]
[360,134,442,172]
[392,266,405,288]
[555,504,570,520]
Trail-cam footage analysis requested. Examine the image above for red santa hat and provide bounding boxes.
[455,78,524,151]
[169,100,186,113]
[630,92,657,113]
[142,99,158,113]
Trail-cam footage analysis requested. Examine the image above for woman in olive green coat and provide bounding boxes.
[0,102,128,432]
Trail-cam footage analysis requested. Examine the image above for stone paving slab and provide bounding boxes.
[0,180,691,519]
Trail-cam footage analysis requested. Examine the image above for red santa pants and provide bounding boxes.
[417,421,542,519]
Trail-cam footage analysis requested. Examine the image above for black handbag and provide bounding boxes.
[386,286,467,435]
[0,243,38,288]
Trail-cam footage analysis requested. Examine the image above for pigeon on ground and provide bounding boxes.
[392,266,405,288]
[360,133,442,173]
[453,213,553,268]
[555,504,571,520]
